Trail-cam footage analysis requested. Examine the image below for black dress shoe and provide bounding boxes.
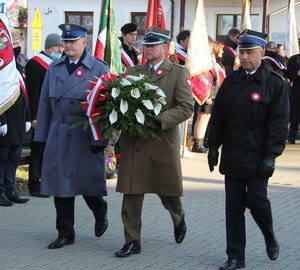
[219,259,245,270]
[115,241,141,257]
[174,211,187,243]
[5,192,29,204]
[95,217,108,237]
[286,140,295,144]
[48,237,75,249]
[266,240,279,261]
[29,191,50,198]
[0,194,14,207]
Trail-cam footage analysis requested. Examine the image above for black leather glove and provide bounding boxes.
[208,148,219,172]
[259,157,275,178]
[90,145,106,153]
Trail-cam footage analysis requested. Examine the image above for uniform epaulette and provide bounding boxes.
[173,63,183,69]
[95,58,108,66]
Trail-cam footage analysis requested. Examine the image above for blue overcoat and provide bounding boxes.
[34,52,108,197]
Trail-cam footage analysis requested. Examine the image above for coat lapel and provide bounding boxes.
[56,54,94,100]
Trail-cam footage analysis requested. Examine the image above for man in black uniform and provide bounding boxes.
[120,23,139,68]
[207,29,289,270]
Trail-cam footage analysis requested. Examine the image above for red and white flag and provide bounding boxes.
[185,0,213,105]
[0,0,20,114]
[145,0,166,29]
[286,0,299,57]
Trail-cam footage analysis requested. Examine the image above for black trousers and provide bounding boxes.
[225,175,275,261]
[28,131,45,192]
[288,122,299,142]
[54,196,107,240]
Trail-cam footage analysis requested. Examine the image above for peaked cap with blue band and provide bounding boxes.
[59,23,87,41]
[238,29,268,50]
[142,26,170,45]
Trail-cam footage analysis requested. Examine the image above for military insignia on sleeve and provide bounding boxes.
[251,92,261,102]
[187,78,192,87]
[75,69,84,77]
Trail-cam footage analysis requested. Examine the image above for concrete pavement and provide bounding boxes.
[0,144,299,270]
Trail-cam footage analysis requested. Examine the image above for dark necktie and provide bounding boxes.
[70,62,76,74]
[150,66,155,75]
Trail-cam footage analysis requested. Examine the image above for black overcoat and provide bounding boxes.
[286,53,300,123]
[208,61,289,178]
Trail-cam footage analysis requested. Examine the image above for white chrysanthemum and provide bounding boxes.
[144,83,158,91]
[142,100,154,110]
[126,75,143,82]
[120,99,128,114]
[154,103,163,115]
[135,109,145,124]
[131,88,141,99]
[155,88,166,97]
[157,96,167,105]
[111,87,120,99]
[109,109,118,124]
[120,78,132,86]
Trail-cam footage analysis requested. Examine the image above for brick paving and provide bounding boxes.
[0,144,299,270]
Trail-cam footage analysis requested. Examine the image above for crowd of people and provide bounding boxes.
[1,19,299,270]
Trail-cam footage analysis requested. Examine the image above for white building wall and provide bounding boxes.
[26,0,300,58]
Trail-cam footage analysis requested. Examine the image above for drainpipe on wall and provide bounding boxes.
[179,0,186,32]
[170,0,175,39]
[262,0,269,34]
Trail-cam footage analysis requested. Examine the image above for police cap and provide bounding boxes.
[59,23,87,41]
[238,29,268,50]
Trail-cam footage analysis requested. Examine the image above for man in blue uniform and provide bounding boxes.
[207,29,289,270]
[35,23,109,249]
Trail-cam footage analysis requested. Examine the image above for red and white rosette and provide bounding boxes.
[251,92,261,102]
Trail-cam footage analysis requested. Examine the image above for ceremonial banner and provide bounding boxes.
[142,0,167,63]
[145,0,166,29]
[286,0,299,57]
[0,0,20,115]
[94,0,122,75]
[186,0,213,105]
[241,0,252,31]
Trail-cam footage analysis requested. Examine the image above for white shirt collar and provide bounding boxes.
[149,60,164,71]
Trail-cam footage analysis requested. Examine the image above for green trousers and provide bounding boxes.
[121,194,183,243]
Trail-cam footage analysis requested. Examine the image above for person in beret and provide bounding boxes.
[207,29,289,270]
[34,23,109,249]
[120,23,139,68]
[25,33,64,198]
[115,26,194,258]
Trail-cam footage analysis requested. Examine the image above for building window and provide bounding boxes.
[131,12,146,53]
[216,14,259,42]
[65,12,93,53]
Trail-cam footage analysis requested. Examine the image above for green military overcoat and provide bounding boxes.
[116,58,194,197]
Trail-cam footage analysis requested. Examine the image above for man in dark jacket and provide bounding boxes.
[221,27,240,74]
[263,41,286,77]
[286,52,300,144]
[0,87,31,206]
[207,29,289,270]
[25,33,63,197]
